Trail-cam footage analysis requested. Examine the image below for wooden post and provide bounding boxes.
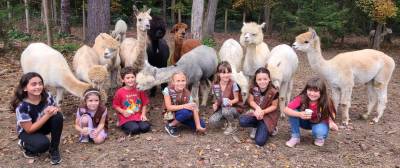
[82,0,86,39]
[43,0,53,45]
[224,8,228,33]
[24,0,30,33]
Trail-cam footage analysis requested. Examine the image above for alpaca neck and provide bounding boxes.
[61,72,91,97]
[306,40,330,78]
[132,28,148,71]
[245,45,257,57]
[155,65,181,85]
[173,39,183,63]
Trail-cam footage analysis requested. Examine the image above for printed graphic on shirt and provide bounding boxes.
[123,96,142,114]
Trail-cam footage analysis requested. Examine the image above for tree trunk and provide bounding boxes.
[60,0,71,34]
[372,23,383,49]
[264,6,271,34]
[162,0,167,22]
[178,9,181,23]
[224,8,228,33]
[51,0,58,25]
[171,0,175,24]
[242,11,246,23]
[24,0,30,33]
[82,0,86,40]
[43,0,53,46]
[85,0,110,45]
[191,0,204,40]
[203,0,218,38]
[7,1,11,20]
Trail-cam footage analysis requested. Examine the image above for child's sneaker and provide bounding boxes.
[314,138,325,147]
[165,123,179,137]
[285,137,300,148]
[250,128,257,139]
[18,139,37,159]
[223,123,237,135]
[271,127,279,136]
[80,136,89,143]
[49,148,62,165]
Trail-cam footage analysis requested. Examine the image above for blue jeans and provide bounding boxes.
[288,116,329,139]
[175,109,206,130]
[239,115,269,146]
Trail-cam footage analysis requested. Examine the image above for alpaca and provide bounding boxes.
[266,44,298,116]
[21,43,109,105]
[111,19,128,43]
[170,23,201,64]
[218,38,249,101]
[73,33,120,89]
[146,15,170,96]
[292,28,395,125]
[136,45,218,106]
[120,6,152,72]
[369,28,393,45]
[240,22,271,78]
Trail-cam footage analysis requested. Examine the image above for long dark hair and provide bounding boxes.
[298,77,333,120]
[252,67,272,94]
[213,61,232,85]
[10,72,48,112]
[80,88,108,129]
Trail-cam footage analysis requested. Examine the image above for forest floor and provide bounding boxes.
[0,29,399,167]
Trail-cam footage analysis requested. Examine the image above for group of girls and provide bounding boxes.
[11,62,338,165]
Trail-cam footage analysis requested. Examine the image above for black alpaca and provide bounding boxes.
[146,16,170,96]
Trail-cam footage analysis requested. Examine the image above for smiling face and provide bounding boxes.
[122,73,136,88]
[306,88,321,102]
[85,94,100,111]
[255,72,270,91]
[172,73,187,92]
[24,76,44,98]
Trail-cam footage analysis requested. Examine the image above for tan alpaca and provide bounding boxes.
[120,6,151,72]
[73,33,120,89]
[239,22,271,101]
[293,28,395,125]
[21,43,109,105]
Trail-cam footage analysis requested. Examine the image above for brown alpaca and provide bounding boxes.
[170,23,201,64]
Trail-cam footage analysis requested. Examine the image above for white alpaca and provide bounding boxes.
[136,45,218,106]
[21,43,109,105]
[111,19,128,43]
[266,44,298,116]
[73,33,120,89]
[120,6,151,71]
[240,22,271,78]
[218,38,249,101]
[293,28,395,124]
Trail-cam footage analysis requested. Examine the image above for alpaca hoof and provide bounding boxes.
[372,117,380,123]
[280,113,286,118]
[360,114,369,120]
[341,120,349,126]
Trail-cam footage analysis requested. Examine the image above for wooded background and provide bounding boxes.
[0,0,399,50]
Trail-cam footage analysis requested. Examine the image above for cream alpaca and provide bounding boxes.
[240,22,271,78]
[266,44,298,116]
[21,43,108,105]
[293,28,395,124]
[111,19,128,43]
[120,6,152,72]
[73,33,120,89]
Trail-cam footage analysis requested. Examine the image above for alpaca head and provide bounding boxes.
[292,27,320,52]
[240,22,265,47]
[266,63,283,90]
[94,33,120,60]
[133,5,152,32]
[135,68,157,90]
[88,65,109,90]
[147,16,167,40]
[232,71,249,102]
[171,23,189,40]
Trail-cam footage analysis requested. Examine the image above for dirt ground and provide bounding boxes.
[0,31,399,168]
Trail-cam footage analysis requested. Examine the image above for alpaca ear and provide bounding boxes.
[132,5,139,16]
[308,27,317,39]
[146,8,152,14]
[260,22,266,29]
[243,22,246,26]
[170,26,176,33]
[277,62,281,67]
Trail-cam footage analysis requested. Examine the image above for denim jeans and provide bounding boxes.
[288,116,329,139]
[175,109,205,129]
[239,115,269,146]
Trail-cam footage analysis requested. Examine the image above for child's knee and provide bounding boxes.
[255,135,268,146]
[31,138,50,153]
[80,115,91,126]
[93,136,105,144]
[175,109,193,121]
[312,124,329,139]
[140,123,151,133]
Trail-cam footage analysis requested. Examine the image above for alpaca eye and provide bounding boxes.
[304,41,309,43]
[138,18,142,22]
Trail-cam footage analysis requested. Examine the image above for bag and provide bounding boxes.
[163,111,174,121]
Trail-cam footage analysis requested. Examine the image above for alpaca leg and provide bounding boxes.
[331,87,341,111]
[191,81,200,106]
[279,81,288,118]
[361,82,377,120]
[372,84,388,123]
[200,80,210,107]
[55,87,64,106]
[339,87,352,125]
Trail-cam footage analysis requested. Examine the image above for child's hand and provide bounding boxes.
[122,111,131,118]
[44,106,58,116]
[329,121,339,131]
[90,130,98,137]
[254,109,264,120]
[299,111,312,120]
[212,102,218,111]
[183,103,196,111]
[141,114,148,121]
[81,127,90,135]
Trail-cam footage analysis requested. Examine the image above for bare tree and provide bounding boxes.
[7,1,11,20]
[264,5,271,34]
[82,0,86,39]
[162,0,167,22]
[191,0,204,40]
[24,0,30,33]
[224,8,228,33]
[85,0,110,45]
[43,0,53,45]
[171,0,175,24]
[60,0,71,34]
[203,0,218,38]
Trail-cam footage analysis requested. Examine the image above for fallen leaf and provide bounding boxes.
[28,159,35,164]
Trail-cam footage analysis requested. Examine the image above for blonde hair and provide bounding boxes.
[169,71,188,86]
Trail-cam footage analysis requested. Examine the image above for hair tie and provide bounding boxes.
[84,90,100,97]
